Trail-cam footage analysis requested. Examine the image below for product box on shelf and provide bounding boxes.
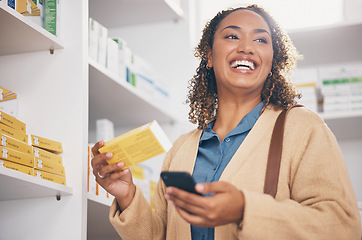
[0,133,33,155]
[291,67,319,112]
[0,110,26,133]
[319,62,362,113]
[33,146,62,165]
[88,18,99,62]
[0,86,18,117]
[0,159,34,176]
[35,169,66,185]
[34,157,65,177]
[96,118,114,143]
[99,120,172,170]
[106,38,119,75]
[22,0,44,27]
[150,180,157,211]
[30,134,63,153]
[16,0,37,15]
[0,123,28,143]
[98,23,108,68]
[113,37,128,83]
[0,146,34,167]
[44,0,59,36]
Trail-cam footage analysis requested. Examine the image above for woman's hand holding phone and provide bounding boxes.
[161,171,245,228]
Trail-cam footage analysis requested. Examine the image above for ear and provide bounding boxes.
[206,47,213,69]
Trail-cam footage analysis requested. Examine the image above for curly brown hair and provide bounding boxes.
[187,4,302,129]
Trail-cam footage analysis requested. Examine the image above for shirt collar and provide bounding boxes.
[200,101,265,142]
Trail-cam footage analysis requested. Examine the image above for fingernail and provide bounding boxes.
[117,162,124,168]
[196,184,204,191]
[106,152,113,158]
[167,188,172,194]
[165,194,170,200]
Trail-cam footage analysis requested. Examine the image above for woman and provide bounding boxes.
[91,5,361,240]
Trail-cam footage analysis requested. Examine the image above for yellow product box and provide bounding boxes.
[0,110,26,133]
[33,147,62,165]
[35,170,66,186]
[0,159,34,176]
[99,120,172,169]
[31,134,63,153]
[0,123,28,143]
[130,165,145,180]
[0,146,34,167]
[34,158,65,177]
[0,133,33,155]
[150,180,157,212]
[16,0,38,14]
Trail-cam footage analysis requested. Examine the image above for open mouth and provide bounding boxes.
[230,60,255,70]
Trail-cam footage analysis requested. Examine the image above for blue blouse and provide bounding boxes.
[191,102,264,240]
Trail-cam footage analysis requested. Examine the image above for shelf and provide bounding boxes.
[87,194,119,240]
[319,111,362,141]
[289,22,362,67]
[87,192,113,206]
[0,167,72,201]
[89,0,183,28]
[88,58,176,130]
[0,2,63,56]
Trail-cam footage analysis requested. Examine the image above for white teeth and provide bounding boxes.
[231,60,255,70]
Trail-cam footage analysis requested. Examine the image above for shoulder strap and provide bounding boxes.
[263,104,303,198]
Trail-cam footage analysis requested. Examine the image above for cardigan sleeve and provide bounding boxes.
[108,130,194,240]
[237,118,362,239]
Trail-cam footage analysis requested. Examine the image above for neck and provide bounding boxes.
[212,95,262,142]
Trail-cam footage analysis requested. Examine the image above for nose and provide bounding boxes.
[236,39,254,55]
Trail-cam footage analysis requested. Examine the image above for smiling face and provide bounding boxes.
[207,9,274,99]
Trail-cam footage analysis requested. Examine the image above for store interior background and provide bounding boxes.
[0,0,361,239]
[89,0,362,198]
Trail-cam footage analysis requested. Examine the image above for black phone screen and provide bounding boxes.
[160,171,202,196]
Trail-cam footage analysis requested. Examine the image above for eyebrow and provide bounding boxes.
[221,25,271,37]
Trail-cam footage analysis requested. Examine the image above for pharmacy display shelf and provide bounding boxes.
[0,167,72,201]
[289,22,362,67]
[88,58,177,130]
[89,0,183,28]
[0,2,63,56]
[87,192,113,207]
[319,111,362,141]
[87,195,119,240]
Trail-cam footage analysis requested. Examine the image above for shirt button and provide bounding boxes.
[225,138,230,143]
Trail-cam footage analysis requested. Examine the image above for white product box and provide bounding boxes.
[97,24,108,68]
[106,38,119,76]
[96,119,114,142]
[88,18,99,62]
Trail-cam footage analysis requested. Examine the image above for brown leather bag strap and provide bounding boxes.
[263,104,303,198]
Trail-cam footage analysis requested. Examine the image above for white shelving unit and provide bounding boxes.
[0,167,72,201]
[0,2,63,55]
[87,1,183,239]
[0,1,88,239]
[289,22,362,201]
[88,58,177,131]
[89,0,183,28]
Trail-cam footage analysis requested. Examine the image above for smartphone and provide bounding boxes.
[160,171,202,196]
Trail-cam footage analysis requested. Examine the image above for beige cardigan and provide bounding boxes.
[109,106,362,240]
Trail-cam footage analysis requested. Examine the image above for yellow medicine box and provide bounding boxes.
[0,146,34,167]
[0,123,28,144]
[99,120,172,170]
[35,170,66,185]
[0,133,33,155]
[31,134,63,153]
[0,159,34,176]
[0,110,26,133]
[34,157,65,177]
[33,147,62,166]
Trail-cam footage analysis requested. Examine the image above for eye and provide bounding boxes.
[225,34,238,40]
[255,38,268,44]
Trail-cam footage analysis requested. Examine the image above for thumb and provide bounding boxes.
[195,181,233,194]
